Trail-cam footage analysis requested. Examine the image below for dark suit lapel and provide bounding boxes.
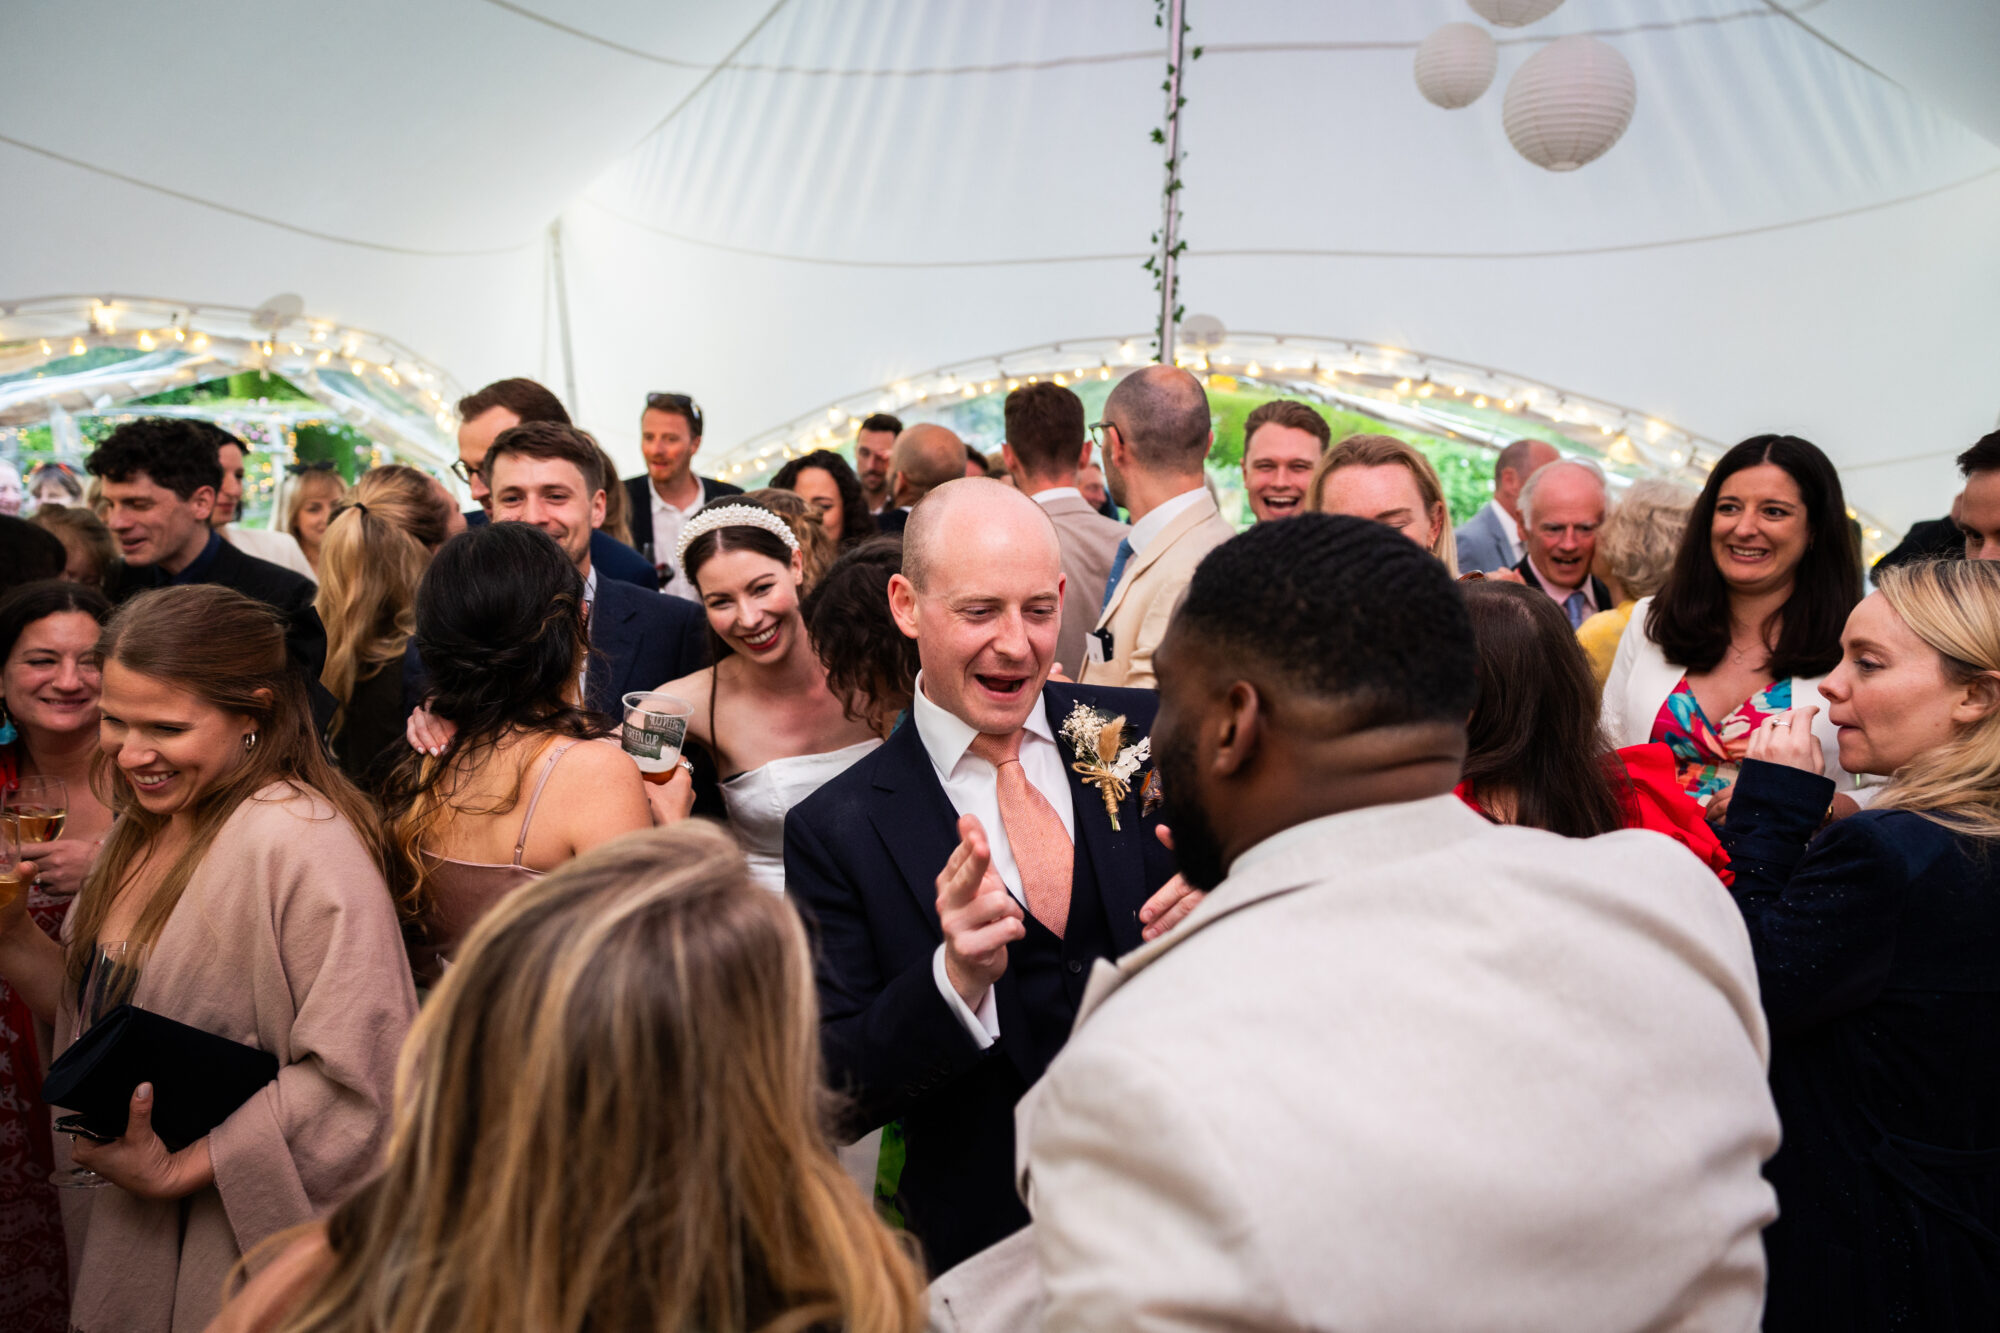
[587,587,640,715]
[865,723,965,934]
[1047,688,1151,954]
[867,718,1038,1081]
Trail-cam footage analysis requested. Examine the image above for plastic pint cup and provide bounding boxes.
[620,691,693,784]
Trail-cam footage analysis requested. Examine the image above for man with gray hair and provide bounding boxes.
[1456,438,1561,573]
[1514,458,1612,628]
[1080,365,1235,689]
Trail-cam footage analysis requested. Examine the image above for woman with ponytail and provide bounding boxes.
[1720,559,2000,1330]
[314,466,457,792]
[0,585,413,1333]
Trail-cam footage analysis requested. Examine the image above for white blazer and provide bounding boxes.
[1604,595,1856,792]
[1013,796,1781,1333]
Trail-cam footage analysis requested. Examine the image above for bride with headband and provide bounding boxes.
[662,499,882,893]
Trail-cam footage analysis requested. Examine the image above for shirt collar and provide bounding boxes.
[651,477,707,517]
[1030,485,1082,504]
[910,670,1055,779]
[582,565,598,611]
[170,530,225,585]
[1524,556,1596,611]
[1127,486,1209,559]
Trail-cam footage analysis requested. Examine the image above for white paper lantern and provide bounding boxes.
[1467,0,1564,27]
[1502,36,1637,171]
[1414,24,1497,109]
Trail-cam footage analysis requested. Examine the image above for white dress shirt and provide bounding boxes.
[1483,498,1526,566]
[649,476,709,601]
[1029,485,1083,505]
[910,672,1075,1048]
[1124,485,1208,561]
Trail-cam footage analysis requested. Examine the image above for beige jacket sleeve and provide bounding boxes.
[207,795,417,1254]
[1024,1041,1299,1332]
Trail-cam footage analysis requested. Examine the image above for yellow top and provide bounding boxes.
[1577,600,1637,689]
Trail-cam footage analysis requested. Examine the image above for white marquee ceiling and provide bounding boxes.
[3,0,1996,529]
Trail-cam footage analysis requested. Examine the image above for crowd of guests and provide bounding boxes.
[0,367,1997,1333]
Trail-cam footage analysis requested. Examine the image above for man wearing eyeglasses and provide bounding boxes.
[1512,459,1612,629]
[623,392,743,600]
[452,378,659,591]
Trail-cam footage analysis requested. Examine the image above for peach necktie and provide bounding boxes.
[968,728,1073,937]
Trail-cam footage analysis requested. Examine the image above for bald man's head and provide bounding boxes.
[892,478,1066,733]
[903,476,1062,593]
[1103,365,1212,473]
[889,423,971,508]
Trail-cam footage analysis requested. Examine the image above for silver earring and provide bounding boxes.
[243,731,259,752]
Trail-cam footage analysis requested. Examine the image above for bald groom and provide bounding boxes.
[784,479,1188,1273]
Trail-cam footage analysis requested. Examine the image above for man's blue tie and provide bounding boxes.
[1564,590,1588,629]
[1101,537,1134,613]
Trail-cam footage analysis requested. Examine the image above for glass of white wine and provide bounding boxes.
[8,776,68,844]
[0,814,22,912]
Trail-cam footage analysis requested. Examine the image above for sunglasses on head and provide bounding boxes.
[285,460,339,477]
[646,392,703,435]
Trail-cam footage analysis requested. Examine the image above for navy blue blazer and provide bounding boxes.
[1723,760,2000,1330]
[784,681,1176,1271]
[621,474,745,565]
[402,572,708,717]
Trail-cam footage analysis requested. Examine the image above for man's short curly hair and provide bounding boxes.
[84,418,226,500]
[1174,513,1477,729]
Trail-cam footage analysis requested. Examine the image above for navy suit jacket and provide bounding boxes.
[402,571,709,716]
[784,681,1176,1271]
[621,474,745,563]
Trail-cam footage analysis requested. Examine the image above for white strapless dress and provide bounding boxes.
[720,739,882,892]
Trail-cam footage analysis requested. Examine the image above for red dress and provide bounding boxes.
[0,748,69,1333]
[1456,742,1733,885]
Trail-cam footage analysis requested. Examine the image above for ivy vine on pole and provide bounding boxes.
[1143,0,1199,363]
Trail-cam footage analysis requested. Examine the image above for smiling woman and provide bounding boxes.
[1605,434,1863,805]
[0,584,414,1333]
[655,500,880,894]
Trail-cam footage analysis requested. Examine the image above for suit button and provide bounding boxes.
[1066,959,1083,975]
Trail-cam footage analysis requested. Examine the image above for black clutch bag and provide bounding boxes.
[43,1004,279,1152]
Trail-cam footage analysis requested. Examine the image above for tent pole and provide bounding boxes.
[1155,0,1188,366]
[548,218,579,415]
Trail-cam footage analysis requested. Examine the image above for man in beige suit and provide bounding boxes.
[1000,382,1128,679]
[1015,515,1782,1332]
[1080,366,1235,690]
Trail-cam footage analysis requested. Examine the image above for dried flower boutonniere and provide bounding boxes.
[1058,702,1151,832]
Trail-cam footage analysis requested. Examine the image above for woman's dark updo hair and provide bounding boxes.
[0,579,112,667]
[1645,434,1860,680]
[802,536,917,736]
[1462,581,1627,838]
[410,522,599,737]
[770,450,874,549]
[383,522,603,919]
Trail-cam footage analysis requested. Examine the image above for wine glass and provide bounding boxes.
[50,941,134,1190]
[7,776,67,844]
[0,814,22,912]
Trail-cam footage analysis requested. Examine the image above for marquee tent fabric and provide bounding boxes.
[3,0,1997,531]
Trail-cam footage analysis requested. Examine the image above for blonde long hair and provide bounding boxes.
[284,467,348,546]
[1307,434,1460,576]
[315,467,453,728]
[266,823,926,1333]
[72,586,387,992]
[1869,560,2000,840]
